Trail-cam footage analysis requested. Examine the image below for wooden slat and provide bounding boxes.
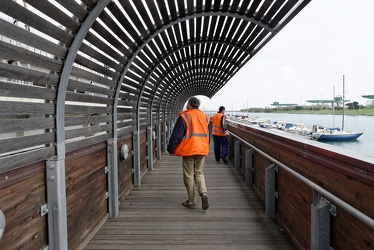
[0,0,73,45]
[65,124,112,140]
[0,101,54,115]
[0,81,56,100]
[0,19,67,58]
[85,149,294,249]
[65,92,112,105]
[0,63,59,86]
[65,133,112,153]
[0,40,62,72]
[70,66,117,88]
[0,117,55,133]
[74,54,120,80]
[0,132,55,154]
[65,104,111,115]
[24,0,80,32]
[0,147,55,174]
[68,79,115,97]
[79,43,123,72]
[65,115,111,127]
[55,0,88,21]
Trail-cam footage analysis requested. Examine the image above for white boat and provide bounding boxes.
[287,123,312,135]
[311,76,363,141]
[311,125,363,141]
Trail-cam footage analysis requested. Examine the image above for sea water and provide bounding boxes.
[233,112,374,157]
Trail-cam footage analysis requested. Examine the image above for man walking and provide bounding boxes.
[211,106,228,163]
[167,97,210,210]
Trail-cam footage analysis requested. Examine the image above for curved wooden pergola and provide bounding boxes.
[0,1,311,249]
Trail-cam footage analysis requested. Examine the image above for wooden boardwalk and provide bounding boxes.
[85,150,295,250]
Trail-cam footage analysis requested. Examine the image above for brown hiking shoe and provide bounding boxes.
[182,200,195,209]
[201,193,209,210]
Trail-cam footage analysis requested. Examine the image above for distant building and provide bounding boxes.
[270,101,298,107]
[362,95,374,99]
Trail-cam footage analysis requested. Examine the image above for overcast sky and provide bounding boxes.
[198,0,374,111]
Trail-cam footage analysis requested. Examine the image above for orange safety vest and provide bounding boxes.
[212,113,226,136]
[173,109,210,156]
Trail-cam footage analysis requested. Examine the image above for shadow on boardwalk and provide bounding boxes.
[85,149,295,250]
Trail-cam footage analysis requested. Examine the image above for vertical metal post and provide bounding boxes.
[46,159,68,249]
[228,136,233,159]
[311,190,331,250]
[265,161,277,219]
[162,122,167,152]
[235,141,241,171]
[156,123,161,160]
[133,130,141,187]
[147,126,154,171]
[245,148,254,187]
[107,139,119,218]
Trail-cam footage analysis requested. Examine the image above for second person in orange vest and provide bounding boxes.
[167,97,211,210]
[211,106,228,163]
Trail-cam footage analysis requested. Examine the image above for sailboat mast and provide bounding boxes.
[332,86,335,127]
[342,75,345,131]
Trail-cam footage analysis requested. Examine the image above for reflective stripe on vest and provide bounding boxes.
[182,112,210,139]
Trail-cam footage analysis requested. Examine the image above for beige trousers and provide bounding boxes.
[182,155,207,203]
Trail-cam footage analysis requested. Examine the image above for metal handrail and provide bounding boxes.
[228,131,374,230]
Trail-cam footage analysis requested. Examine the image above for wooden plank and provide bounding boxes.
[0,40,62,72]
[65,144,107,250]
[0,0,73,44]
[0,170,47,249]
[0,81,56,100]
[24,0,80,32]
[0,132,55,154]
[68,79,115,97]
[65,124,112,140]
[104,2,139,49]
[65,115,111,127]
[0,101,54,115]
[0,147,55,174]
[65,133,112,153]
[55,0,88,21]
[65,91,112,105]
[0,63,59,86]
[84,31,128,64]
[0,117,55,133]
[0,18,67,58]
[85,149,294,249]
[70,66,117,88]
[74,54,120,80]
[79,42,123,72]
[65,104,111,115]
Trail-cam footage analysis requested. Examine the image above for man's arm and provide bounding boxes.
[167,116,186,154]
[221,115,227,131]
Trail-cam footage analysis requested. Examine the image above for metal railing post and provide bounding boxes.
[311,190,334,250]
[156,123,161,159]
[245,148,254,187]
[235,141,241,171]
[107,139,119,218]
[147,126,154,171]
[162,123,167,152]
[133,130,141,187]
[265,161,277,219]
[46,158,68,249]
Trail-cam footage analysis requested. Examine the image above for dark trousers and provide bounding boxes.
[213,135,228,161]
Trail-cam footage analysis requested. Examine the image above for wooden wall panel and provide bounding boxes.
[65,142,108,250]
[0,161,47,250]
[118,134,133,201]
